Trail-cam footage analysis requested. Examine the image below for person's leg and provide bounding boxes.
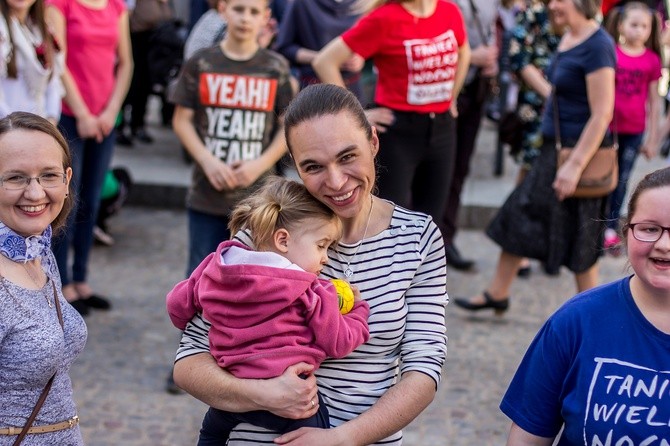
[187,208,231,276]
[375,114,425,209]
[71,130,116,305]
[129,30,153,141]
[442,79,485,269]
[607,133,643,230]
[197,407,236,446]
[53,115,87,309]
[411,112,456,228]
[575,263,599,293]
[236,392,330,433]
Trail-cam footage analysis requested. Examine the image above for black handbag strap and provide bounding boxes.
[11,281,64,446]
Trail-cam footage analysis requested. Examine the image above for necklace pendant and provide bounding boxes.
[344,268,353,278]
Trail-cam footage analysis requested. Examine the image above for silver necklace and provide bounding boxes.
[340,196,374,278]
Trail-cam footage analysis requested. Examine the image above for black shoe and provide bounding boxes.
[517,265,531,278]
[166,370,183,395]
[445,244,475,271]
[69,299,90,316]
[454,291,509,316]
[133,128,154,144]
[81,294,112,310]
[115,132,133,147]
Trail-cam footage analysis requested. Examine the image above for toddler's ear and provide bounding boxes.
[273,228,290,253]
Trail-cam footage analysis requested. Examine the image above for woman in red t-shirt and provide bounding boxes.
[313,0,470,232]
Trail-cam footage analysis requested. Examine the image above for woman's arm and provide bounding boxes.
[312,37,351,87]
[450,42,471,116]
[46,4,102,140]
[553,66,615,201]
[506,423,555,446]
[519,65,552,100]
[173,351,319,418]
[98,10,133,136]
[641,80,661,159]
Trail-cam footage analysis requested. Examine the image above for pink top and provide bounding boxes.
[166,241,370,379]
[47,0,126,116]
[612,46,661,134]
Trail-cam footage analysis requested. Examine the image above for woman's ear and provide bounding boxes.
[273,228,290,253]
[370,126,380,158]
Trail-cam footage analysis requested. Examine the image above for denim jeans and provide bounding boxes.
[606,133,644,230]
[52,114,116,285]
[186,208,230,276]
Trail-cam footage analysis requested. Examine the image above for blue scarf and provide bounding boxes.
[0,222,52,263]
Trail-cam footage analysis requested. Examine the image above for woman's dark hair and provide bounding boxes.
[0,112,73,233]
[622,167,670,237]
[0,0,55,79]
[571,0,602,20]
[283,84,373,153]
[605,1,662,56]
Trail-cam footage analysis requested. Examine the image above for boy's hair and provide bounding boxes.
[605,1,662,56]
[228,176,341,250]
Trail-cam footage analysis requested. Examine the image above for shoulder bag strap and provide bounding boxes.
[11,282,64,446]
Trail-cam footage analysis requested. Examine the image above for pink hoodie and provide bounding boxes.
[166,240,370,379]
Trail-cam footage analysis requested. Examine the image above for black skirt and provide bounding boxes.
[486,140,607,273]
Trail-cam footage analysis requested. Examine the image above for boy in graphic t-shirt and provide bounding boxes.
[171,0,294,276]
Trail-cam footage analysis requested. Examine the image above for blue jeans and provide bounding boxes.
[606,133,644,230]
[187,208,230,276]
[197,393,329,445]
[53,114,116,285]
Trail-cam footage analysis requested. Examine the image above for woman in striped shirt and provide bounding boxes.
[172,84,448,446]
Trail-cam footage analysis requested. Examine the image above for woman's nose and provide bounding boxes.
[325,167,347,190]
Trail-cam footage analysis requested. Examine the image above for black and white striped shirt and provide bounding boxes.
[176,205,448,445]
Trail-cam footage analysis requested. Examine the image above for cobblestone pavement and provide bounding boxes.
[71,206,631,446]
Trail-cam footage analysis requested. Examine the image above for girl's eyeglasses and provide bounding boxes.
[628,223,670,243]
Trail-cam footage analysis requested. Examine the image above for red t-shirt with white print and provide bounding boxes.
[342,0,466,113]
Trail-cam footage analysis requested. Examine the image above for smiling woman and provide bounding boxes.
[0,111,86,445]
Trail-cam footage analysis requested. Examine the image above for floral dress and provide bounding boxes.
[508,2,560,168]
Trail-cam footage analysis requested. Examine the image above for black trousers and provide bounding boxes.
[376,109,456,228]
[123,30,152,131]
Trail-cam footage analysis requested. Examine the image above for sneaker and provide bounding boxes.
[604,230,622,257]
[93,225,115,246]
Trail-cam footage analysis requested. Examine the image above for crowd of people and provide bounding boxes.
[0,0,670,444]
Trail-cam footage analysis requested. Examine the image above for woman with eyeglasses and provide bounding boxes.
[0,112,86,445]
[500,166,670,445]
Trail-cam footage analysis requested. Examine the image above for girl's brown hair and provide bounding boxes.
[0,112,73,233]
[621,166,670,238]
[1,0,56,79]
[228,176,341,250]
[605,1,662,57]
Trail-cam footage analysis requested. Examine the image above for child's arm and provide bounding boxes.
[304,280,370,359]
[165,252,213,329]
[172,105,239,191]
[641,80,661,159]
[231,120,288,188]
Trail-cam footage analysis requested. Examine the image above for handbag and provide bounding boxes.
[9,281,64,446]
[552,92,618,198]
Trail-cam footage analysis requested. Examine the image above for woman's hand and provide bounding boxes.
[274,427,348,446]
[340,54,365,73]
[264,363,319,419]
[364,107,394,133]
[553,158,581,201]
[98,108,118,137]
[76,113,103,142]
